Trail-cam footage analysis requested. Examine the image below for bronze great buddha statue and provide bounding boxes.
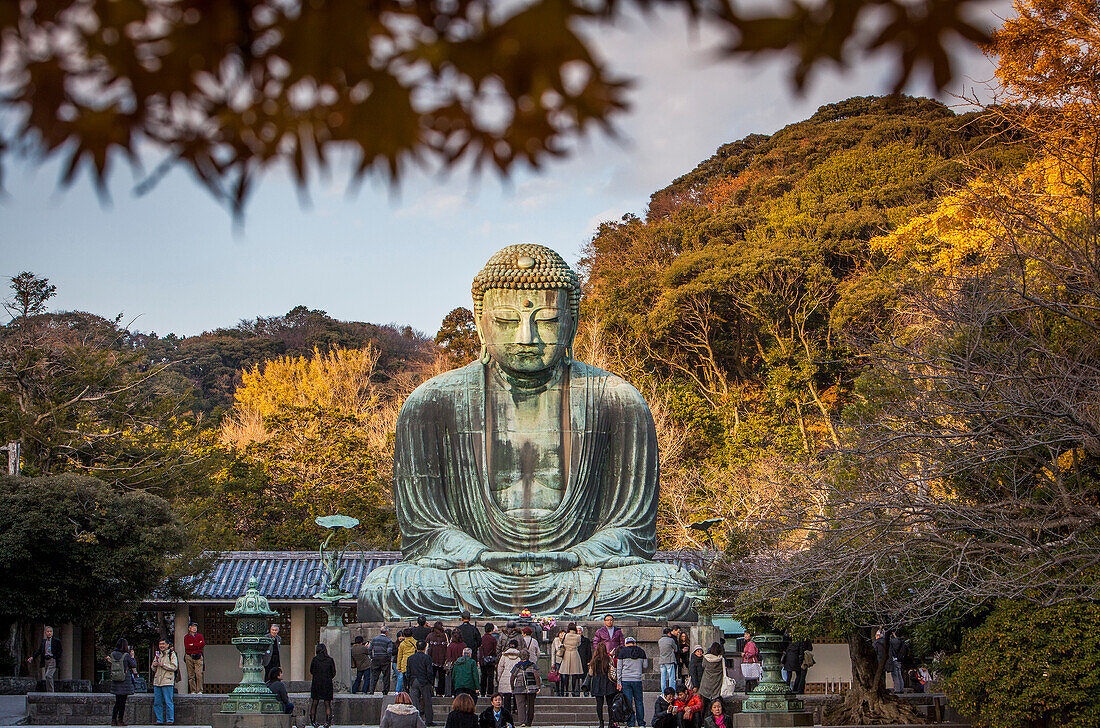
[357,244,698,619]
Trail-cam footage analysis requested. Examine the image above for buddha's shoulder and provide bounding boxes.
[402,362,482,406]
[570,362,648,407]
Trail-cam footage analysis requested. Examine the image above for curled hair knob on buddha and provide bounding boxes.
[471,243,583,320]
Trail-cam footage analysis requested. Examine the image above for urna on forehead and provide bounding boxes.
[471,243,582,319]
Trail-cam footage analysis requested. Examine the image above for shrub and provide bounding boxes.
[946,600,1100,728]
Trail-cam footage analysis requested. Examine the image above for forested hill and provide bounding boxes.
[648,95,1020,220]
[132,305,436,415]
[579,95,1029,549]
[0,300,437,549]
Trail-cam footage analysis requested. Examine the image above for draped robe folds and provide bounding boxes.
[357,360,698,620]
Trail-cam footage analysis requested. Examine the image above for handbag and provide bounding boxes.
[548,668,561,683]
[580,673,592,692]
[741,662,762,681]
[720,670,737,697]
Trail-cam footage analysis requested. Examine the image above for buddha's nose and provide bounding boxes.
[516,317,539,345]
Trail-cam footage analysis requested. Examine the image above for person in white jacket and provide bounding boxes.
[496,642,523,714]
[151,639,178,725]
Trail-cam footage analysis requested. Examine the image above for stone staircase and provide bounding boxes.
[429,695,612,726]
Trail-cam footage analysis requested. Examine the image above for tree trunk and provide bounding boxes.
[1,619,23,676]
[823,630,923,725]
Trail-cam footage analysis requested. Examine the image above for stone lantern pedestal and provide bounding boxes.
[317,599,352,694]
[734,634,813,728]
[212,577,289,728]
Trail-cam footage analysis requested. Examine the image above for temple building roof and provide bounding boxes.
[153,550,708,604]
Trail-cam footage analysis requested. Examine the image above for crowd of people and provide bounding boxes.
[363,614,752,728]
[30,613,929,728]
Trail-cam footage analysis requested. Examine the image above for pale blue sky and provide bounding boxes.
[1,8,1003,337]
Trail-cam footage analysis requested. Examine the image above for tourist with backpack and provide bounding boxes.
[108,639,137,726]
[428,622,450,694]
[151,638,178,725]
[509,649,541,728]
[615,636,646,727]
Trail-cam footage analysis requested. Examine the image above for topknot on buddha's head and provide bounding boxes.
[471,244,582,319]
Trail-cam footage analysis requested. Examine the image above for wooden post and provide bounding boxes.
[81,624,96,682]
[59,623,75,681]
[174,605,189,694]
[290,606,306,683]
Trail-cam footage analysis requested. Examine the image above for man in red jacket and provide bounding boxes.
[673,684,705,728]
[183,623,205,694]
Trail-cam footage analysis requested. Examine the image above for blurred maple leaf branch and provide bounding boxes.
[0,0,993,216]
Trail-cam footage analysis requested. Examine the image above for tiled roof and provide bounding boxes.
[168,550,708,602]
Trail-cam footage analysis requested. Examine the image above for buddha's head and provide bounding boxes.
[472,244,581,376]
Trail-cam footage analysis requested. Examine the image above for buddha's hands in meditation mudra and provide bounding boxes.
[412,552,578,576]
[478,551,579,575]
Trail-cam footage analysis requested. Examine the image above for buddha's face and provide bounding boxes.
[479,288,574,374]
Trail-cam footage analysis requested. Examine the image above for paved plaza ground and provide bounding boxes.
[1,692,970,728]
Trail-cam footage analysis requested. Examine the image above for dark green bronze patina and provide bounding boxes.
[314,515,358,627]
[357,244,698,620]
[220,578,283,715]
[743,634,805,713]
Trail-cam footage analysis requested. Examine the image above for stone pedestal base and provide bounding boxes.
[212,713,291,728]
[320,625,351,693]
[690,624,723,653]
[732,712,814,727]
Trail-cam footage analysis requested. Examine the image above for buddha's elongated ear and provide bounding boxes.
[473,308,493,365]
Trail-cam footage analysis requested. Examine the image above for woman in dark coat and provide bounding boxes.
[782,641,803,690]
[688,645,705,691]
[108,638,137,726]
[578,630,593,696]
[428,622,450,693]
[309,643,337,728]
[587,644,617,728]
[446,630,466,696]
[678,632,691,681]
